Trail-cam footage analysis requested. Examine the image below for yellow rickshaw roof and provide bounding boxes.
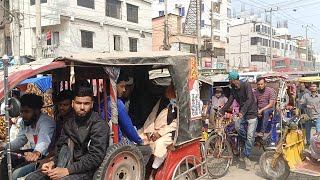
[296,76,320,82]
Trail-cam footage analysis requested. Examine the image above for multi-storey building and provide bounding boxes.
[227,18,304,72]
[152,0,231,61]
[20,0,152,58]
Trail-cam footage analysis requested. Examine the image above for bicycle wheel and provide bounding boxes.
[205,134,233,179]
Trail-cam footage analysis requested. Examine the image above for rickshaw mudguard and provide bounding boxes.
[154,140,202,180]
[283,130,304,169]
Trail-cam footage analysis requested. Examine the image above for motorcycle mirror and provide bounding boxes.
[8,97,20,117]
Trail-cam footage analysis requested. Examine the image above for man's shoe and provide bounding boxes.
[244,157,252,170]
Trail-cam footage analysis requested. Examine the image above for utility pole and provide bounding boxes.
[163,0,170,50]
[12,0,20,64]
[303,24,313,62]
[35,0,42,60]
[196,0,202,68]
[265,7,278,71]
[211,1,215,51]
[284,34,287,57]
[239,33,242,69]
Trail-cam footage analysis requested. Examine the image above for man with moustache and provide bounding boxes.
[254,77,276,137]
[0,94,55,180]
[26,87,109,180]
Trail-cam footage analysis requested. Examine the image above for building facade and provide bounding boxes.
[20,0,152,58]
[227,18,304,72]
[152,0,231,59]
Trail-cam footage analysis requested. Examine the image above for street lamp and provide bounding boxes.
[1,54,13,180]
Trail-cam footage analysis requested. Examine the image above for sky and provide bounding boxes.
[231,0,320,54]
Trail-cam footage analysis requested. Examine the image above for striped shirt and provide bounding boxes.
[254,87,276,109]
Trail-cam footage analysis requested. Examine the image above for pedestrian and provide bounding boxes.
[300,83,320,146]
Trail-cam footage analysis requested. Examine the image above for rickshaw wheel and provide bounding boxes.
[173,164,197,180]
[205,134,233,179]
[93,141,145,180]
[259,151,290,180]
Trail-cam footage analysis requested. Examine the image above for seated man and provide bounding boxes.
[0,94,56,180]
[211,86,228,109]
[26,87,109,180]
[100,74,144,145]
[12,90,74,180]
[138,83,177,170]
[254,77,276,137]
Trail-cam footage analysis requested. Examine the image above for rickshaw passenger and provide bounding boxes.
[26,87,109,180]
[219,72,258,170]
[100,74,144,145]
[300,83,320,146]
[211,86,228,109]
[12,90,75,180]
[138,84,177,170]
[0,94,56,180]
[254,77,276,137]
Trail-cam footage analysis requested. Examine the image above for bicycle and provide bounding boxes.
[204,109,233,179]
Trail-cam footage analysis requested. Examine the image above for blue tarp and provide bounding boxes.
[19,76,52,92]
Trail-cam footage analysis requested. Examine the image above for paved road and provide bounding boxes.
[202,148,318,180]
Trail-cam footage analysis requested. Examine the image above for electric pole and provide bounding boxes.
[211,1,215,51]
[265,7,278,71]
[196,0,202,68]
[12,0,20,64]
[36,0,42,60]
[303,24,313,62]
[163,0,170,50]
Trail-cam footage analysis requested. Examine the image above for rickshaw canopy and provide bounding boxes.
[0,51,202,146]
[296,76,320,83]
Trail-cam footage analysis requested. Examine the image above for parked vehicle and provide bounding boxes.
[259,76,320,179]
[0,52,219,180]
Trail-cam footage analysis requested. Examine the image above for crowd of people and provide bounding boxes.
[0,72,178,180]
[205,72,320,169]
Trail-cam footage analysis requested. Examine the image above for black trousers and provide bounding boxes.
[0,149,33,180]
[25,169,92,180]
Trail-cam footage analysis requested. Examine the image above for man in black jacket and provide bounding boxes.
[219,72,258,170]
[26,87,109,180]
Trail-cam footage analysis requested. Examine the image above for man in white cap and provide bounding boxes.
[212,86,228,110]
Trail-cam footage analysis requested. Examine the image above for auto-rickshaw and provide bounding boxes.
[0,52,216,180]
[259,76,320,179]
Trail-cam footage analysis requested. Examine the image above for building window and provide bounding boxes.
[214,20,220,30]
[256,25,260,32]
[159,11,164,16]
[201,20,205,28]
[262,38,268,47]
[127,4,139,23]
[275,41,280,49]
[201,4,204,12]
[227,8,231,18]
[77,0,94,9]
[159,0,164,3]
[227,23,230,33]
[30,0,47,5]
[213,3,220,13]
[181,7,185,16]
[114,35,121,51]
[45,31,59,45]
[106,0,121,19]
[251,37,260,45]
[281,43,284,49]
[129,38,138,52]
[290,45,292,51]
[81,30,93,48]
[262,25,266,33]
[227,0,231,3]
[251,55,266,62]
[267,27,270,35]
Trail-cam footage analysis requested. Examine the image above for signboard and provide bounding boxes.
[188,57,201,120]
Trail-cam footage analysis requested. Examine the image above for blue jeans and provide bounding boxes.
[305,118,320,145]
[235,117,258,157]
[261,108,273,133]
[13,163,37,180]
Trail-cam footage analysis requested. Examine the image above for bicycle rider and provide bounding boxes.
[219,72,258,170]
